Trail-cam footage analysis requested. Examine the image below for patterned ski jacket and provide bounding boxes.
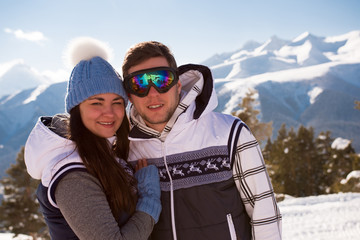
[127,64,282,240]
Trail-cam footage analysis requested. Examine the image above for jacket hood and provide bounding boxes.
[177,64,217,119]
[24,116,79,185]
[129,64,218,140]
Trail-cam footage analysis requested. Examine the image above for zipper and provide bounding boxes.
[162,142,178,240]
[227,213,237,240]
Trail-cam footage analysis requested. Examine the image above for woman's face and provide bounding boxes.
[79,93,125,138]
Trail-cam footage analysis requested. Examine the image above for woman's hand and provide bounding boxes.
[135,158,148,172]
[134,164,161,223]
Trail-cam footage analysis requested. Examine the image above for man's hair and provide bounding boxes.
[122,41,177,77]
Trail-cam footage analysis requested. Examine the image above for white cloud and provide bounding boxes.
[4,28,47,42]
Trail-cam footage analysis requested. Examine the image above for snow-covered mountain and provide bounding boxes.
[208,30,360,79]
[0,60,68,97]
[0,82,67,176]
[207,30,360,152]
[0,30,360,178]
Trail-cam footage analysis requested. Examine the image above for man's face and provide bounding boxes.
[127,56,181,132]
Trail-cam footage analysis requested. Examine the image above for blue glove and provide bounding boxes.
[135,165,162,223]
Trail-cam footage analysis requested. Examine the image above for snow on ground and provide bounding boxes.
[0,192,359,239]
[0,234,32,240]
[279,192,360,240]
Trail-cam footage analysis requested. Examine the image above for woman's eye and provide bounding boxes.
[90,102,101,105]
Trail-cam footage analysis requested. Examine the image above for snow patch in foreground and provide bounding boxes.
[0,234,33,240]
[279,192,360,240]
[0,192,359,240]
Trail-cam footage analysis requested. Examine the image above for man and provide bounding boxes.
[122,41,282,240]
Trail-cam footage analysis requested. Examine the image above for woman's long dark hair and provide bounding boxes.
[69,105,137,221]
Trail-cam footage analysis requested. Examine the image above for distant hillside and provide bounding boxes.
[0,82,67,178]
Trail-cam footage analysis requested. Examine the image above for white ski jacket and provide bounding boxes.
[127,64,282,240]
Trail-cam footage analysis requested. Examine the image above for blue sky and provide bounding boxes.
[1,0,360,76]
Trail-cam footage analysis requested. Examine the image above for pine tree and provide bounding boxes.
[267,125,317,197]
[264,117,360,197]
[281,127,299,196]
[265,125,338,197]
[0,147,48,239]
[295,126,320,196]
[327,140,359,192]
[264,124,293,194]
[232,88,273,145]
[315,131,334,193]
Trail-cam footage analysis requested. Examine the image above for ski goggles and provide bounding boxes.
[124,67,178,97]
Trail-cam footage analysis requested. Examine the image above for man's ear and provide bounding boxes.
[176,80,182,95]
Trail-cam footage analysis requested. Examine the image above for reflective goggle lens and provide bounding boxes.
[124,67,177,97]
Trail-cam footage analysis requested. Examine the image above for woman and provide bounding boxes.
[24,38,161,239]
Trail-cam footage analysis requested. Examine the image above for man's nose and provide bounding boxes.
[147,86,160,96]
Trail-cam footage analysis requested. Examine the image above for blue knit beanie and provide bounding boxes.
[64,38,128,112]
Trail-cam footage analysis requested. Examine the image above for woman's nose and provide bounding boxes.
[102,105,115,115]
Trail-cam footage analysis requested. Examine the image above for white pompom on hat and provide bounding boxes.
[64,37,128,113]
